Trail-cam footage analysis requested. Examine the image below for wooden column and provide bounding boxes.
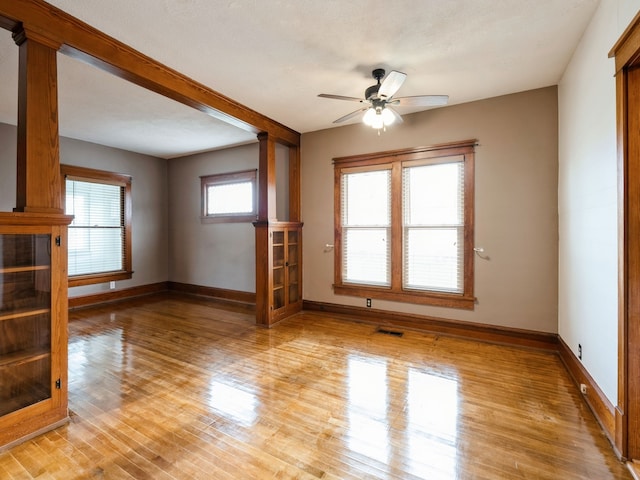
[288,145,301,223]
[253,221,270,326]
[255,132,276,326]
[13,27,63,213]
[257,132,277,222]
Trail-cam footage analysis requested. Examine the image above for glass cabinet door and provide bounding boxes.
[272,230,285,309]
[287,229,299,303]
[0,234,52,416]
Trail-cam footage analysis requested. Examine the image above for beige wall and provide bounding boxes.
[0,122,16,210]
[0,122,169,297]
[166,141,288,293]
[301,87,559,333]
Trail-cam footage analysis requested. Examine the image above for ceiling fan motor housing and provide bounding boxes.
[365,68,386,99]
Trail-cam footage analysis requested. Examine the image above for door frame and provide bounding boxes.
[610,10,640,460]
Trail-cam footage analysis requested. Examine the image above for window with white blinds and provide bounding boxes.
[333,141,475,310]
[66,179,124,276]
[61,164,132,287]
[341,168,391,286]
[403,160,464,293]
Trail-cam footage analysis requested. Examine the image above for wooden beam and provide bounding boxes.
[0,0,300,146]
[13,26,63,213]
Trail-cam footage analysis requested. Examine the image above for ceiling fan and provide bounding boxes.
[318,68,448,130]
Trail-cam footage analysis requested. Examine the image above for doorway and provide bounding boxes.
[610,11,640,461]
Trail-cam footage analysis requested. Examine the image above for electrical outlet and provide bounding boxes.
[109,281,116,290]
[578,344,582,360]
[366,298,372,308]
[580,384,587,395]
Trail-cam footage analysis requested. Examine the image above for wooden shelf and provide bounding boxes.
[0,307,50,322]
[0,394,49,418]
[0,265,50,274]
[0,348,50,369]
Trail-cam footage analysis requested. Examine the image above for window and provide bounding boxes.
[201,169,257,223]
[334,140,475,309]
[61,165,132,287]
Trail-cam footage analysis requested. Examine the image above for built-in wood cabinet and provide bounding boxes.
[0,213,71,450]
[255,221,303,326]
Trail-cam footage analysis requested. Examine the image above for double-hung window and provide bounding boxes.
[334,140,476,309]
[61,165,132,287]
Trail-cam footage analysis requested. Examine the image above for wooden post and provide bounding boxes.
[13,27,63,213]
[257,132,277,222]
[288,145,301,223]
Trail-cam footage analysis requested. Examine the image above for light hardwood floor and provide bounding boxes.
[0,294,631,479]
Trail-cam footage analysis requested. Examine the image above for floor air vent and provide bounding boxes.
[376,327,404,337]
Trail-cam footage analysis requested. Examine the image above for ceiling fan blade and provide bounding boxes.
[318,93,365,102]
[334,107,369,123]
[392,95,449,107]
[378,70,407,99]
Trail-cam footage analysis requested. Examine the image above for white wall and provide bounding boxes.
[0,122,170,297]
[558,0,640,405]
[301,87,559,333]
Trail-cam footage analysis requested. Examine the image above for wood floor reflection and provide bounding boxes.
[0,294,630,479]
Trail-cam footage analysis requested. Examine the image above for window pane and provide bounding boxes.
[404,162,463,226]
[344,228,390,286]
[343,170,390,226]
[66,180,121,227]
[65,178,124,277]
[68,227,123,275]
[404,227,463,293]
[207,181,253,215]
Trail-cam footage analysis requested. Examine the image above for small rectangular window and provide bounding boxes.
[201,169,257,223]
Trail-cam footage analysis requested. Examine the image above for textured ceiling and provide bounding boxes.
[0,0,600,158]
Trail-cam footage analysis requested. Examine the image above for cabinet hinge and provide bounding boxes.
[55,236,61,246]
[55,378,61,389]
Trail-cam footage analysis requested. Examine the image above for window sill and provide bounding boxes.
[201,215,257,224]
[333,284,475,310]
[69,270,133,288]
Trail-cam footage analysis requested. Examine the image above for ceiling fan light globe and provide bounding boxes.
[371,112,384,129]
[381,107,396,126]
[363,107,376,126]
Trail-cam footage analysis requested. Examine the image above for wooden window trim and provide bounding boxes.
[61,164,133,287]
[333,140,476,310]
[200,169,257,224]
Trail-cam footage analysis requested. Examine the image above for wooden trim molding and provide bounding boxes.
[609,10,640,72]
[557,337,618,457]
[303,300,558,351]
[167,282,256,306]
[69,282,169,309]
[0,0,300,146]
[69,281,257,310]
